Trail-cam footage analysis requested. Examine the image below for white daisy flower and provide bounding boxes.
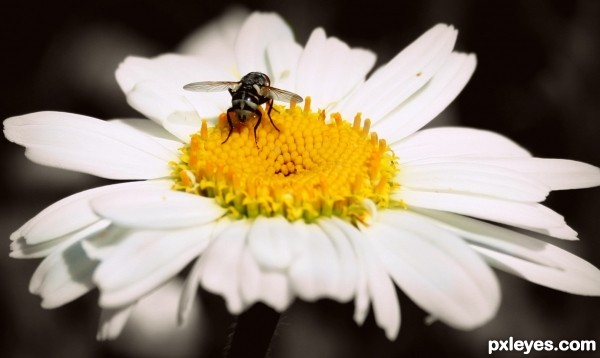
[4,12,600,343]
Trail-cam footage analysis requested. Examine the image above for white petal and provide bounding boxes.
[125,78,233,142]
[414,210,600,295]
[255,270,293,312]
[474,157,600,191]
[391,127,531,162]
[375,53,477,142]
[239,248,262,307]
[116,55,232,139]
[123,82,203,142]
[266,40,303,90]
[399,161,550,202]
[400,189,577,241]
[95,223,215,307]
[336,23,456,121]
[373,210,500,330]
[247,216,295,270]
[515,205,580,240]
[296,28,376,110]
[412,204,577,241]
[116,54,231,100]
[317,219,358,303]
[199,219,248,314]
[402,156,600,193]
[12,188,99,245]
[353,224,401,339]
[288,223,344,302]
[97,304,135,341]
[412,208,571,267]
[396,189,568,231]
[234,12,295,76]
[10,237,68,259]
[328,218,370,325]
[91,187,225,229]
[4,112,174,179]
[28,220,109,294]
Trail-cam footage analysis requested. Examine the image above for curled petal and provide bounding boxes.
[31,240,99,309]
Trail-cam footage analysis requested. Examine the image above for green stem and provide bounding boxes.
[225,303,281,358]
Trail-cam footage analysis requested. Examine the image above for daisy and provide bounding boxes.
[4,12,600,344]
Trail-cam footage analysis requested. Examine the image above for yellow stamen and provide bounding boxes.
[171,96,400,224]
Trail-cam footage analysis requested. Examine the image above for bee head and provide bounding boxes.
[242,72,271,87]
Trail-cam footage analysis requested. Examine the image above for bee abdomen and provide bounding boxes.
[232,99,258,111]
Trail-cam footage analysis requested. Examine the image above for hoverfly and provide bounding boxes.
[183,72,303,144]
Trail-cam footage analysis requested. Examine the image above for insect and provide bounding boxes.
[183,72,303,144]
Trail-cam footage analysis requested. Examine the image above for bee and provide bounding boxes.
[183,72,303,143]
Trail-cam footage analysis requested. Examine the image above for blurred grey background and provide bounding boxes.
[1,0,599,357]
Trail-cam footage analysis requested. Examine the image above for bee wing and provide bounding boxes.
[265,87,304,103]
[183,81,240,92]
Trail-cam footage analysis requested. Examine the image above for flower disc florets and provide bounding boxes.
[172,98,399,224]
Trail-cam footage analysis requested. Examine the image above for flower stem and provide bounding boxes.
[225,303,281,357]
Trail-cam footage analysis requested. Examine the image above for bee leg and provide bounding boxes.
[222,109,235,144]
[253,109,262,145]
[267,99,280,114]
[266,99,280,132]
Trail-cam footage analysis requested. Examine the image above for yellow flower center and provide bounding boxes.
[171,98,400,224]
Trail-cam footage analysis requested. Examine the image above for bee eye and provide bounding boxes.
[262,74,271,85]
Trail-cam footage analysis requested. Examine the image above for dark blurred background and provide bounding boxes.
[1,0,599,357]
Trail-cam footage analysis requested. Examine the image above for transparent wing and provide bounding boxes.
[265,87,304,103]
[183,81,240,92]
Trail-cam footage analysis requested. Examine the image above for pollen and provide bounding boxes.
[171,98,400,224]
